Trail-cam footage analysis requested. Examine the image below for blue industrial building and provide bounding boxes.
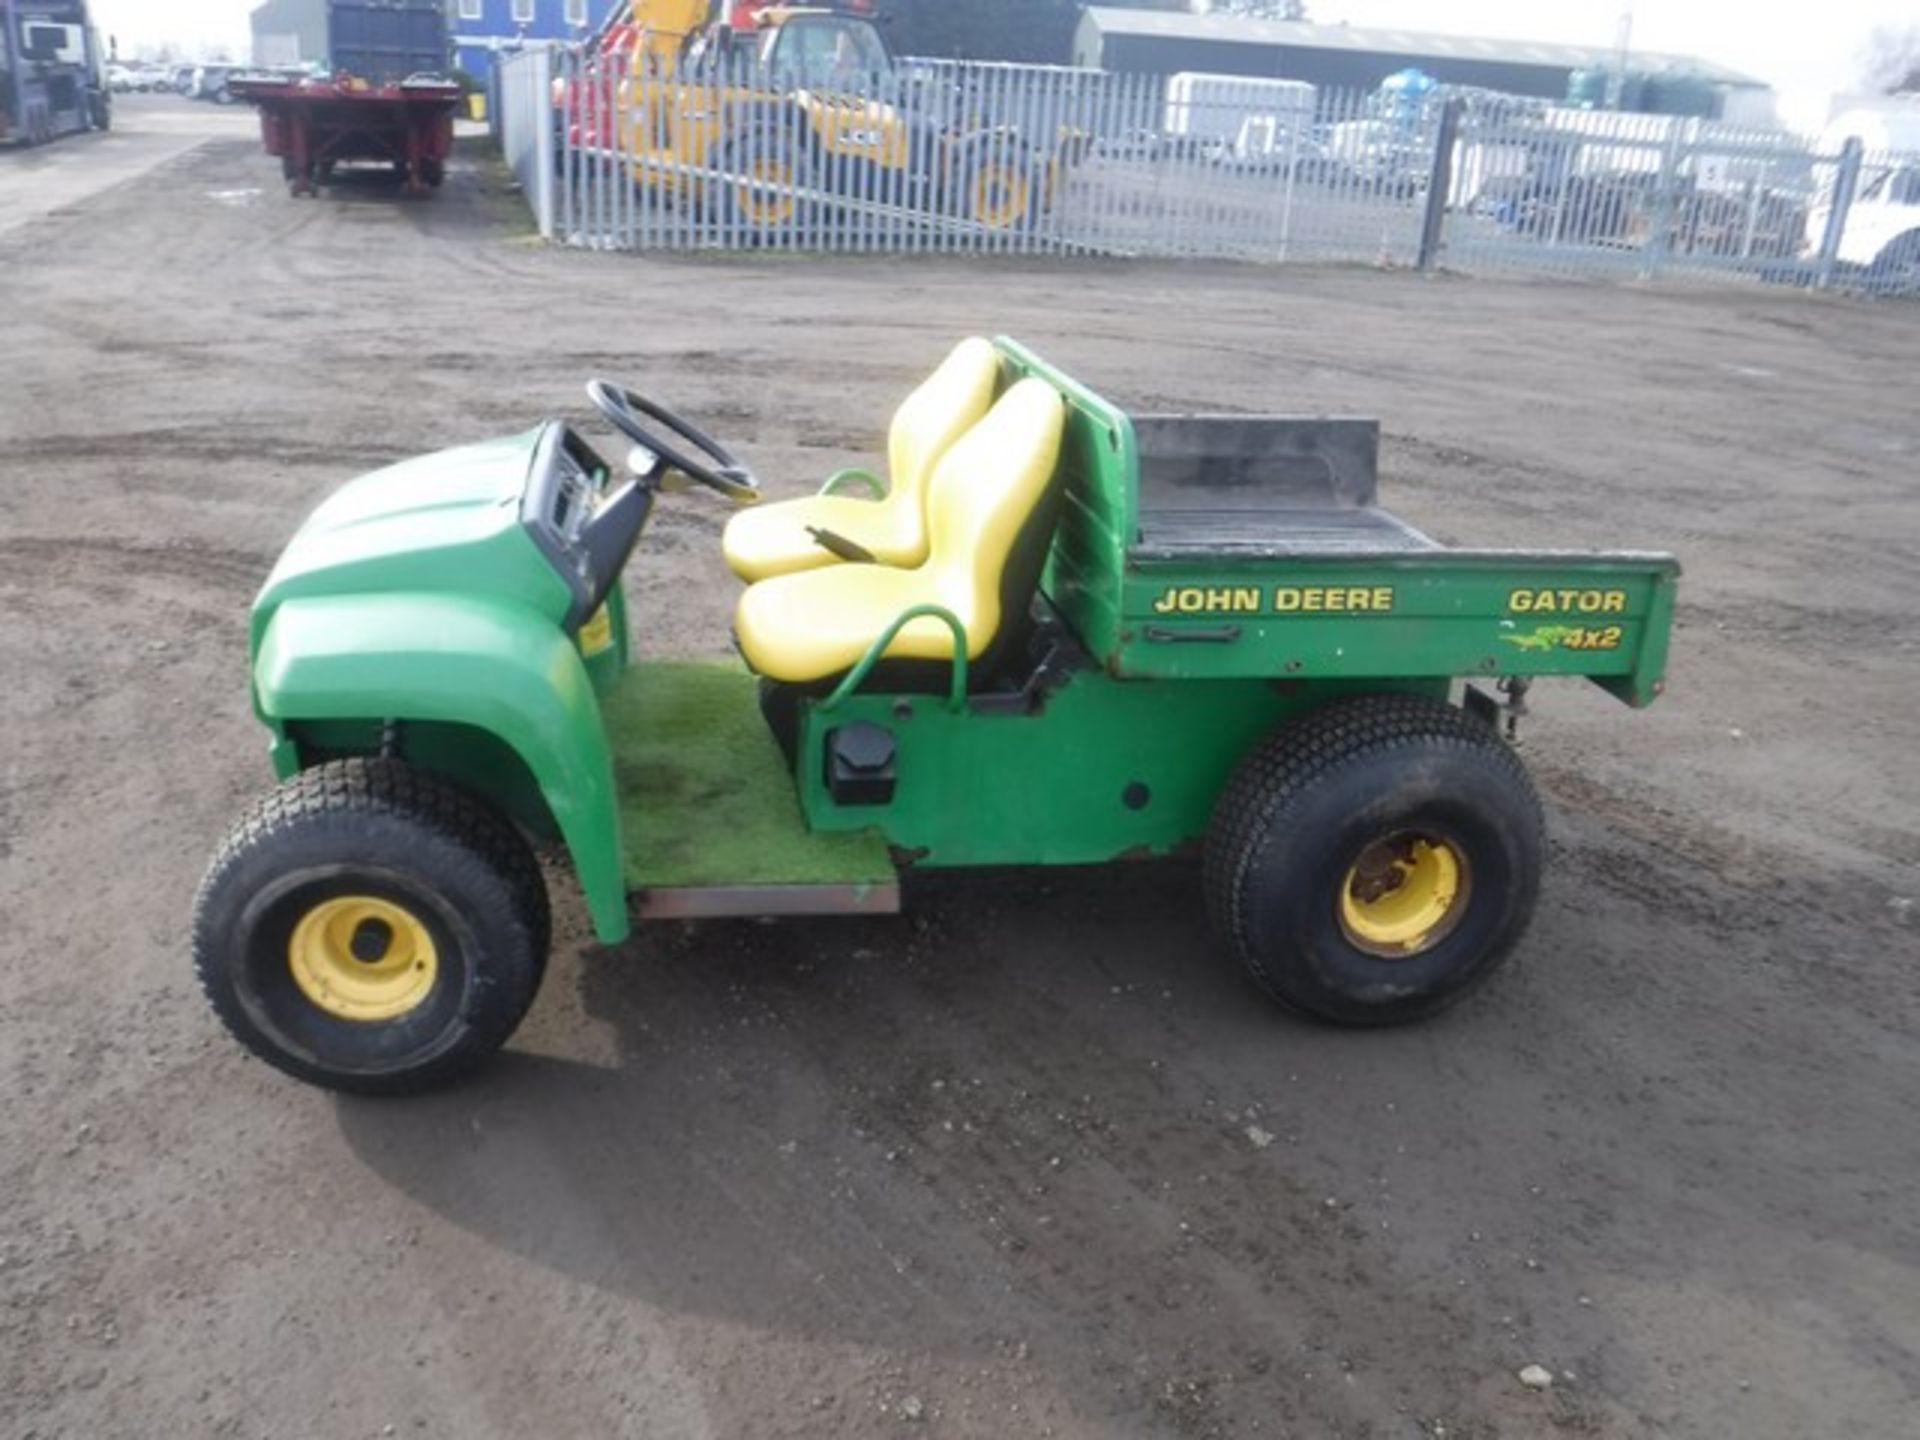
[447,0,621,84]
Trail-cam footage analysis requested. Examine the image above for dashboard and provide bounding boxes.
[520,423,653,631]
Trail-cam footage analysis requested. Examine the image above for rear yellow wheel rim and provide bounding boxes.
[971,163,1028,228]
[288,895,438,1022]
[740,157,795,226]
[1338,833,1470,958]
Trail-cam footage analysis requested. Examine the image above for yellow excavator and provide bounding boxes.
[581,0,1074,237]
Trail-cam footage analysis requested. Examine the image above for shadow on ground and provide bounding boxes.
[333,863,1536,1431]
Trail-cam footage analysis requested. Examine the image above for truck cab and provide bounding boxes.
[1833,162,1920,287]
[678,6,893,87]
[1807,106,1920,290]
[0,0,109,144]
[751,8,892,87]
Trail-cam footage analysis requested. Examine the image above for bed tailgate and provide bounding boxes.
[1113,550,1680,706]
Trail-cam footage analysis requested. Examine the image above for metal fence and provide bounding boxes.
[493,44,1919,297]
[496,44,557,237]
[1440,96,1869,288]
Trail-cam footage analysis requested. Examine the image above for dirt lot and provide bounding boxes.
[3,99,1917,1439]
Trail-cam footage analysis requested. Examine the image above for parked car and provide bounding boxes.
[107,62,170,93]
[190,65,243,104]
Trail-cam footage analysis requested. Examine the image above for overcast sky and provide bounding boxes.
[93,0,1912,129]
[1331,0,1909,127]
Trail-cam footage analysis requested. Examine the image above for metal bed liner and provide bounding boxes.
[1127,414,1440,560]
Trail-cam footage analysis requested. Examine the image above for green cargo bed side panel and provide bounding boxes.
[1118,553,1681,696]
[254,592,630,943]
[602,661,894,890]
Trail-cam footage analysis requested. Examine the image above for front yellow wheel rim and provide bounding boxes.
[1338,833,1470,958]
[288,895,438,1022]
[971,164,1028,228]
[740,158,795,226]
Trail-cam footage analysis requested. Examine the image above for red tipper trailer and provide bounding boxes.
[232,72,461,196]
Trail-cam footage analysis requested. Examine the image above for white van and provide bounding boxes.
[1807,104,1920,283]
[1163,72,1316,166]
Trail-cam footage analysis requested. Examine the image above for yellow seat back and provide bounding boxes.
[881,336,1001,530]
[922,377,1067,653]
[720,336,1003,582]
[730,379,1067,684]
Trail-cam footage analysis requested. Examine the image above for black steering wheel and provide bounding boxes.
[586,379,760,504]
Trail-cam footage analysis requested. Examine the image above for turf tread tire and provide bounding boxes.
[1203,693,1544,1025]
[193,759,550,1094]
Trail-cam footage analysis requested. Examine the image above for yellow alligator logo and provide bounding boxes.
[1500,625,1580,652]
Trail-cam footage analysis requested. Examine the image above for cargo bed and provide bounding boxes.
[999,340,1680,706]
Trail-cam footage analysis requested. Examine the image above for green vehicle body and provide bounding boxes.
[246,338,1678,945]
[250,432,634,940]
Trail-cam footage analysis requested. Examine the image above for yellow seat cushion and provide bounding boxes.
[735,378,1066,684]
[718,491,924,577]
[721,336,1000,582]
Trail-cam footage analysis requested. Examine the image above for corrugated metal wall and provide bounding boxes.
[248,0,329,68]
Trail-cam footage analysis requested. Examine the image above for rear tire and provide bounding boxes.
[958,145,1038,232]
[1868,232,1920,295]
[193,759,551,1094]
[1204,694,1544,1025]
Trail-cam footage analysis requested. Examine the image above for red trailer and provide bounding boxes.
[232,73,462,197]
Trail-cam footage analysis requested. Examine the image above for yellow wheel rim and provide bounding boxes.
[1337,833,1471,958]
[740,157,795,226]
[288,895,438,1022]
[971,163,1028,229]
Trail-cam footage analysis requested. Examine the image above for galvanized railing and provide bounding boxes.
[496,44,556,237]
[493,44,1919,297]
[1438,95,1873,289]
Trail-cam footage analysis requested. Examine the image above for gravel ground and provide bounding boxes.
[2,97,1917,1439]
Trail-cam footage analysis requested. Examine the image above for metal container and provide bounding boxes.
[328,0,448,86]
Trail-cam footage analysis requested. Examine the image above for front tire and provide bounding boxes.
[193,759,550,1094]
[716,126,815,244]
[1204,694,1544,1025]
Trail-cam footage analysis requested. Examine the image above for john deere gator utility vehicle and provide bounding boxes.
[193,337,1678,1093]
[615,5,1072,237]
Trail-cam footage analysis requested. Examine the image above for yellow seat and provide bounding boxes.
[735,378,1066,685]
[721,337,1001,582]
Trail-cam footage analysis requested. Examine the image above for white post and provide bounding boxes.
[531,47,555,240]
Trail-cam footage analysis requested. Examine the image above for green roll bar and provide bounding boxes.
[819,604,970,714]
[818,466,886,499]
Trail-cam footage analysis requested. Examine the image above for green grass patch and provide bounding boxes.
[603,660,894,889]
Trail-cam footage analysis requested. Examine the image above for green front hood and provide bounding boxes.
[252,428,575,647]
